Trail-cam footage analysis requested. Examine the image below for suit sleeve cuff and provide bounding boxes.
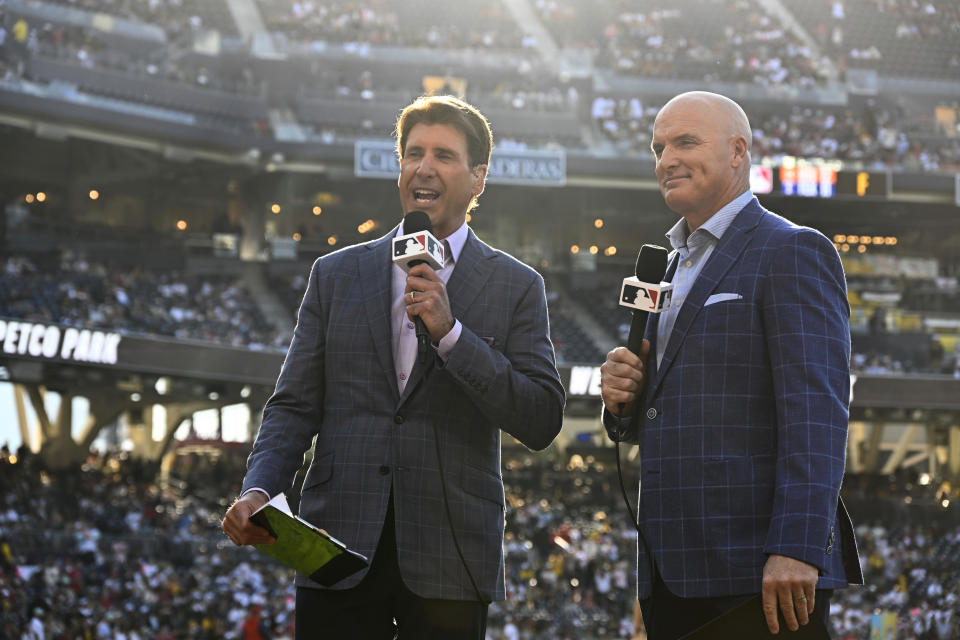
[241,487,271,500]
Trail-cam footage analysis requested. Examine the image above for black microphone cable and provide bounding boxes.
[400,210,489,605]
[432,420,491,606]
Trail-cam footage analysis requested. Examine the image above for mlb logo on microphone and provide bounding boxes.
[619,277,674,313]
[392,232,444,271]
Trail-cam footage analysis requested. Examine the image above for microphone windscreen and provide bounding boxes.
[404,210,433,234]
[635,244,669,283]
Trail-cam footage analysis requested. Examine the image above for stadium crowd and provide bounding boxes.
[39,0,240,38]
[592,94,960,171]
[2,1,958,172]
[0,253,284,350]
[257,0,532,52]
[2,444,960,638]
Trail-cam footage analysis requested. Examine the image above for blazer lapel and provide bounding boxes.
[396,228,495,408]
[446,228,496,319]
[361,228,400,400]
[649,202,764,398]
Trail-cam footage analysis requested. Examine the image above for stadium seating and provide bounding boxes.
[1,253,285,350]
[256,0,527,50]
[2,447,957,638]
[789,0,960,80]
[3,0,958,170]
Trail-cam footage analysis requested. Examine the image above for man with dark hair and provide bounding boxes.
[600,91,862,639]
[222,95,564,639]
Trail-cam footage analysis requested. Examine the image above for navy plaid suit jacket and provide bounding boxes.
[242,225,564,601]
[605,199,863,599]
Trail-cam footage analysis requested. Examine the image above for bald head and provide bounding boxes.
[651,91,753,229]
[659,91,752,156]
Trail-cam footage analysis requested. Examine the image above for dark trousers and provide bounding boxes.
[295,499,487,640]
[639,569,833,640]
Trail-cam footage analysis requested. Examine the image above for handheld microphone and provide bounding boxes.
[620,245,671,356]
[614,243,670,622]
[613,244,673,624]
[392,210,442,364]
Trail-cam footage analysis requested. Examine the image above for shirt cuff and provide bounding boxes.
[602,407,634,441]
[241,487,271,500]
[435,319,462,361]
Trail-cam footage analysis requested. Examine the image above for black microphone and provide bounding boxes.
[613,244,670,584]
[624,244,670,356]
[399,210,437,364]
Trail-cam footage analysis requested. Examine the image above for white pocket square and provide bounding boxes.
[704,293,743,306]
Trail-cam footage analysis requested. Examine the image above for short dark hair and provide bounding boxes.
[395,95,493,169]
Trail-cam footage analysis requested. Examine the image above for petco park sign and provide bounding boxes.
[0,320,122,364]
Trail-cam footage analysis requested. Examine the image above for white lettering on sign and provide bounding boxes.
[0,320,121,365]
[569,365,603,397]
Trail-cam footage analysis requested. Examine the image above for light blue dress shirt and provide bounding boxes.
[656,190,754,367]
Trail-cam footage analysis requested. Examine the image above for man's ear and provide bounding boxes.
[730,136,749,168]
[472,164,488,196]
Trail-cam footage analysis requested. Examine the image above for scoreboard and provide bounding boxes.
[751,160,891,199]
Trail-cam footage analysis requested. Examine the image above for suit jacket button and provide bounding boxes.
[646,408,658,420]
[394,414,404,424]
[378,465,390,475]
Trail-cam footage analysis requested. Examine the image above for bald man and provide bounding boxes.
[600,92,862,639]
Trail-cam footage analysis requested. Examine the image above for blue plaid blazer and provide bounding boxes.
[605,199,863,599]
[243,226,564,601]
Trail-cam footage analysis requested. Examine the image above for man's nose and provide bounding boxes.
[658,146,679,170]
[416,155,436,176]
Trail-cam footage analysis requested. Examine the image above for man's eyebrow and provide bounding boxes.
[671,133,701,144]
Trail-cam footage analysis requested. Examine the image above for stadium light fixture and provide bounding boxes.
[25,194,34,204]
[36,192,46,202]
[570,245,580,254]
[327,236,337,246]
[594,218,604,229]
[858,245,867,253]
[834,234,846,242]
[271,204,281,214]
[176,220,187,231]
[313,206,323,216]
[589,245,599,255]
[154,377,170,395]
[89,189,100,200]
[240,385,252,399]
[293,233,302,242]
[841,244,850,252]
